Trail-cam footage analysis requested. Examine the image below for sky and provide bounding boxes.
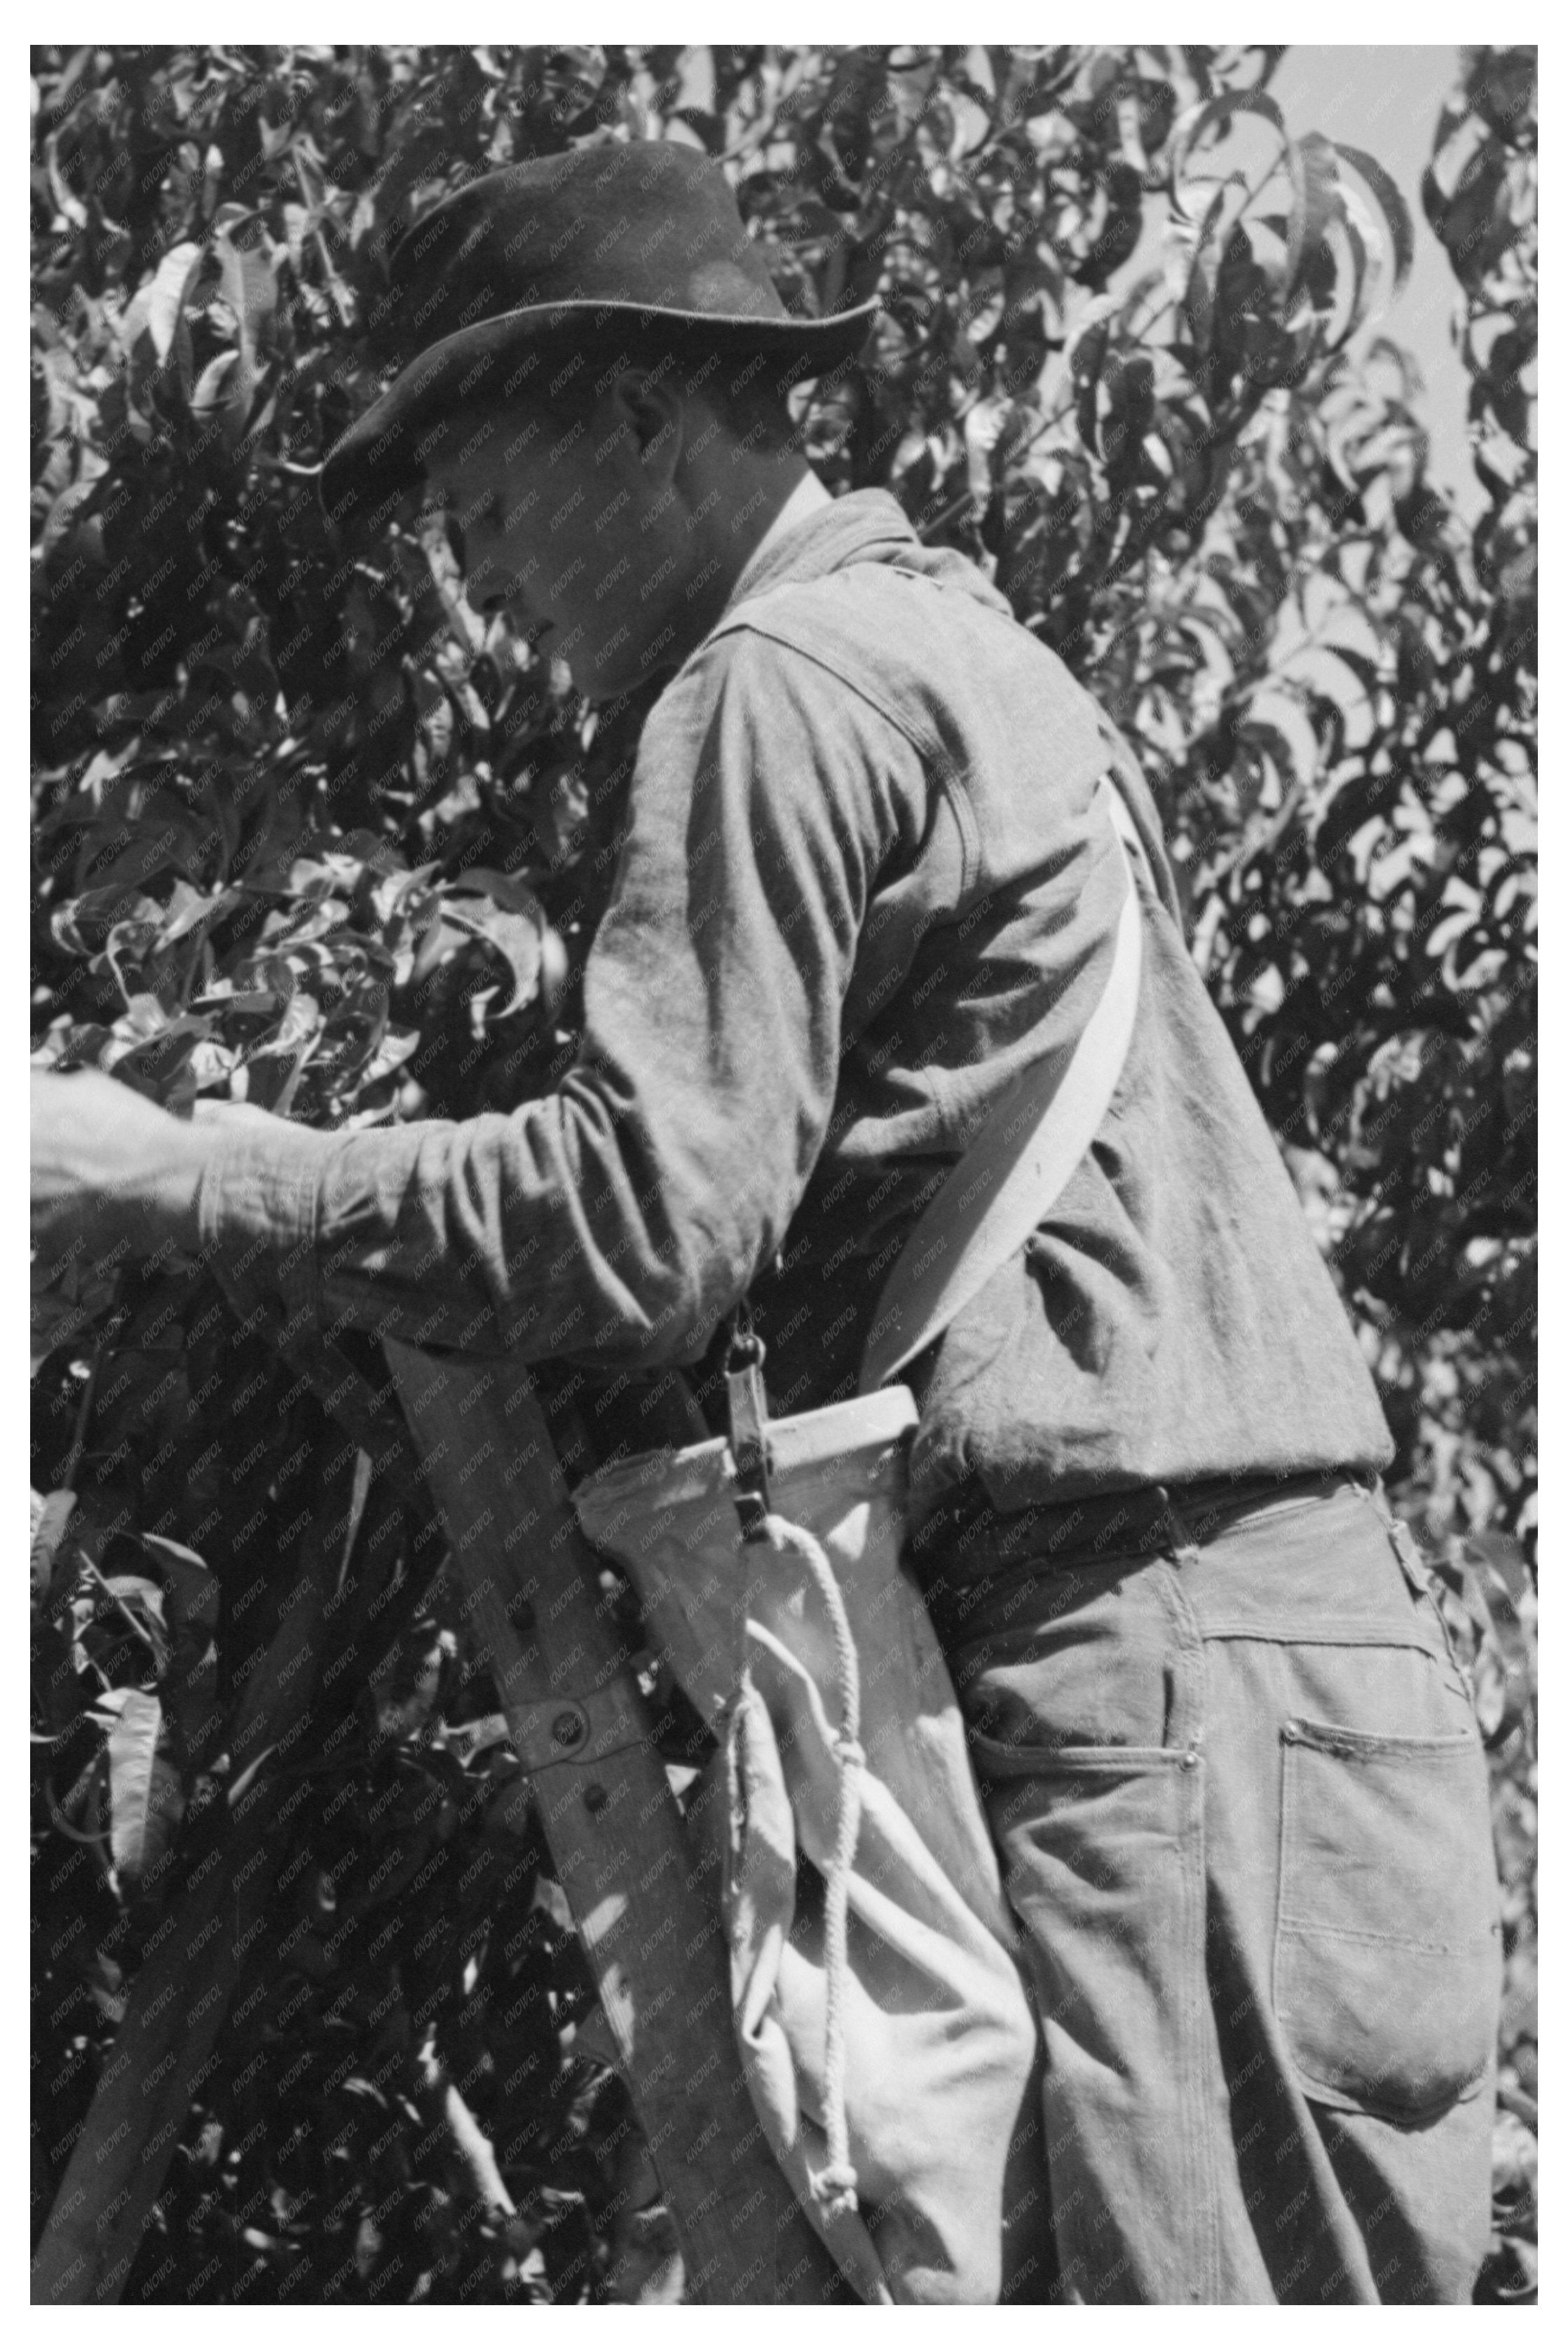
[1269,46,1480,515]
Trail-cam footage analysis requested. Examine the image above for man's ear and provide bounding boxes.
[613,371,686,488]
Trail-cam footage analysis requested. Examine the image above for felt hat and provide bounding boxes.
[320,139,878,523]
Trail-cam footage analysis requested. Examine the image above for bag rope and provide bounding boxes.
[761,1508,866,2225]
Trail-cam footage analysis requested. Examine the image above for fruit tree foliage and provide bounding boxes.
[31,44,1535,2304]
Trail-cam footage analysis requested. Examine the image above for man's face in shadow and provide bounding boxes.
[429,370,703,702]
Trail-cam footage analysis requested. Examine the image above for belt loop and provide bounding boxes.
[1156,1483,1202,1569]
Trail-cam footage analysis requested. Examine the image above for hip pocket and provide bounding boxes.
[1274,1716,1502,2124]
[966,1734,1206,2042]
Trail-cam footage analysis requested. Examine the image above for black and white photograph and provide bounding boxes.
[28,34,1536,2309]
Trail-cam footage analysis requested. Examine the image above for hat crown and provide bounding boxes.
[384,142,785,362]
[322,138,877,521]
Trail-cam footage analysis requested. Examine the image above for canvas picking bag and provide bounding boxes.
[573,780,1145,2304]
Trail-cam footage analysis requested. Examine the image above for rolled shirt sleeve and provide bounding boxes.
[198,629,929,1366]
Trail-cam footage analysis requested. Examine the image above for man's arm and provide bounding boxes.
[172,631,929,1365]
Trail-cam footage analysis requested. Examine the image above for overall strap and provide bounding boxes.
[857,780,1145,1394]
[711,570,1150,1398]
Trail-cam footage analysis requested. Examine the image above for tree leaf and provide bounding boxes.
[106,1689,180,1890]
[191,348,240,415]
[1170,86,1287,210]
[104,1573,167,1621]
[31,1490,77,1604]
[141,1534,221,1631]
[1332,141,1415,295]
[51,887,172,958]
[123,241,205,364]
[442,890,545,1016]
[445,866,545,917]
[1284,131,1340,304]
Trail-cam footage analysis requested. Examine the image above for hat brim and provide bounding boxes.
[320,297,880,525]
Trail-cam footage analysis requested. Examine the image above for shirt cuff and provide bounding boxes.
[194,1112,339,1353]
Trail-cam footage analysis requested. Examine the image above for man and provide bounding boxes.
[32,140,1502,2303]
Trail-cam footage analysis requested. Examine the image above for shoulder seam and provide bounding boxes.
[709,601,981,899]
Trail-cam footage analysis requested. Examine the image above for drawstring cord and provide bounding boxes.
[760,1508,865,2225]
[724,1313,881,2262]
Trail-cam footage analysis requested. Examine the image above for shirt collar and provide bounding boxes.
[722,486,920,614]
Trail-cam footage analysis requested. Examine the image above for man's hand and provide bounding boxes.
[30,1068,219,1284]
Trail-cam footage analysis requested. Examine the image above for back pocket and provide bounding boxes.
[1274,1716,1501,2124]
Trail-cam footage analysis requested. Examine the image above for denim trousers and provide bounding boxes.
[941,1477,1503,2304]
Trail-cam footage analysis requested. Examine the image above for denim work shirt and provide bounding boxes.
[200,489,1393,1543]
